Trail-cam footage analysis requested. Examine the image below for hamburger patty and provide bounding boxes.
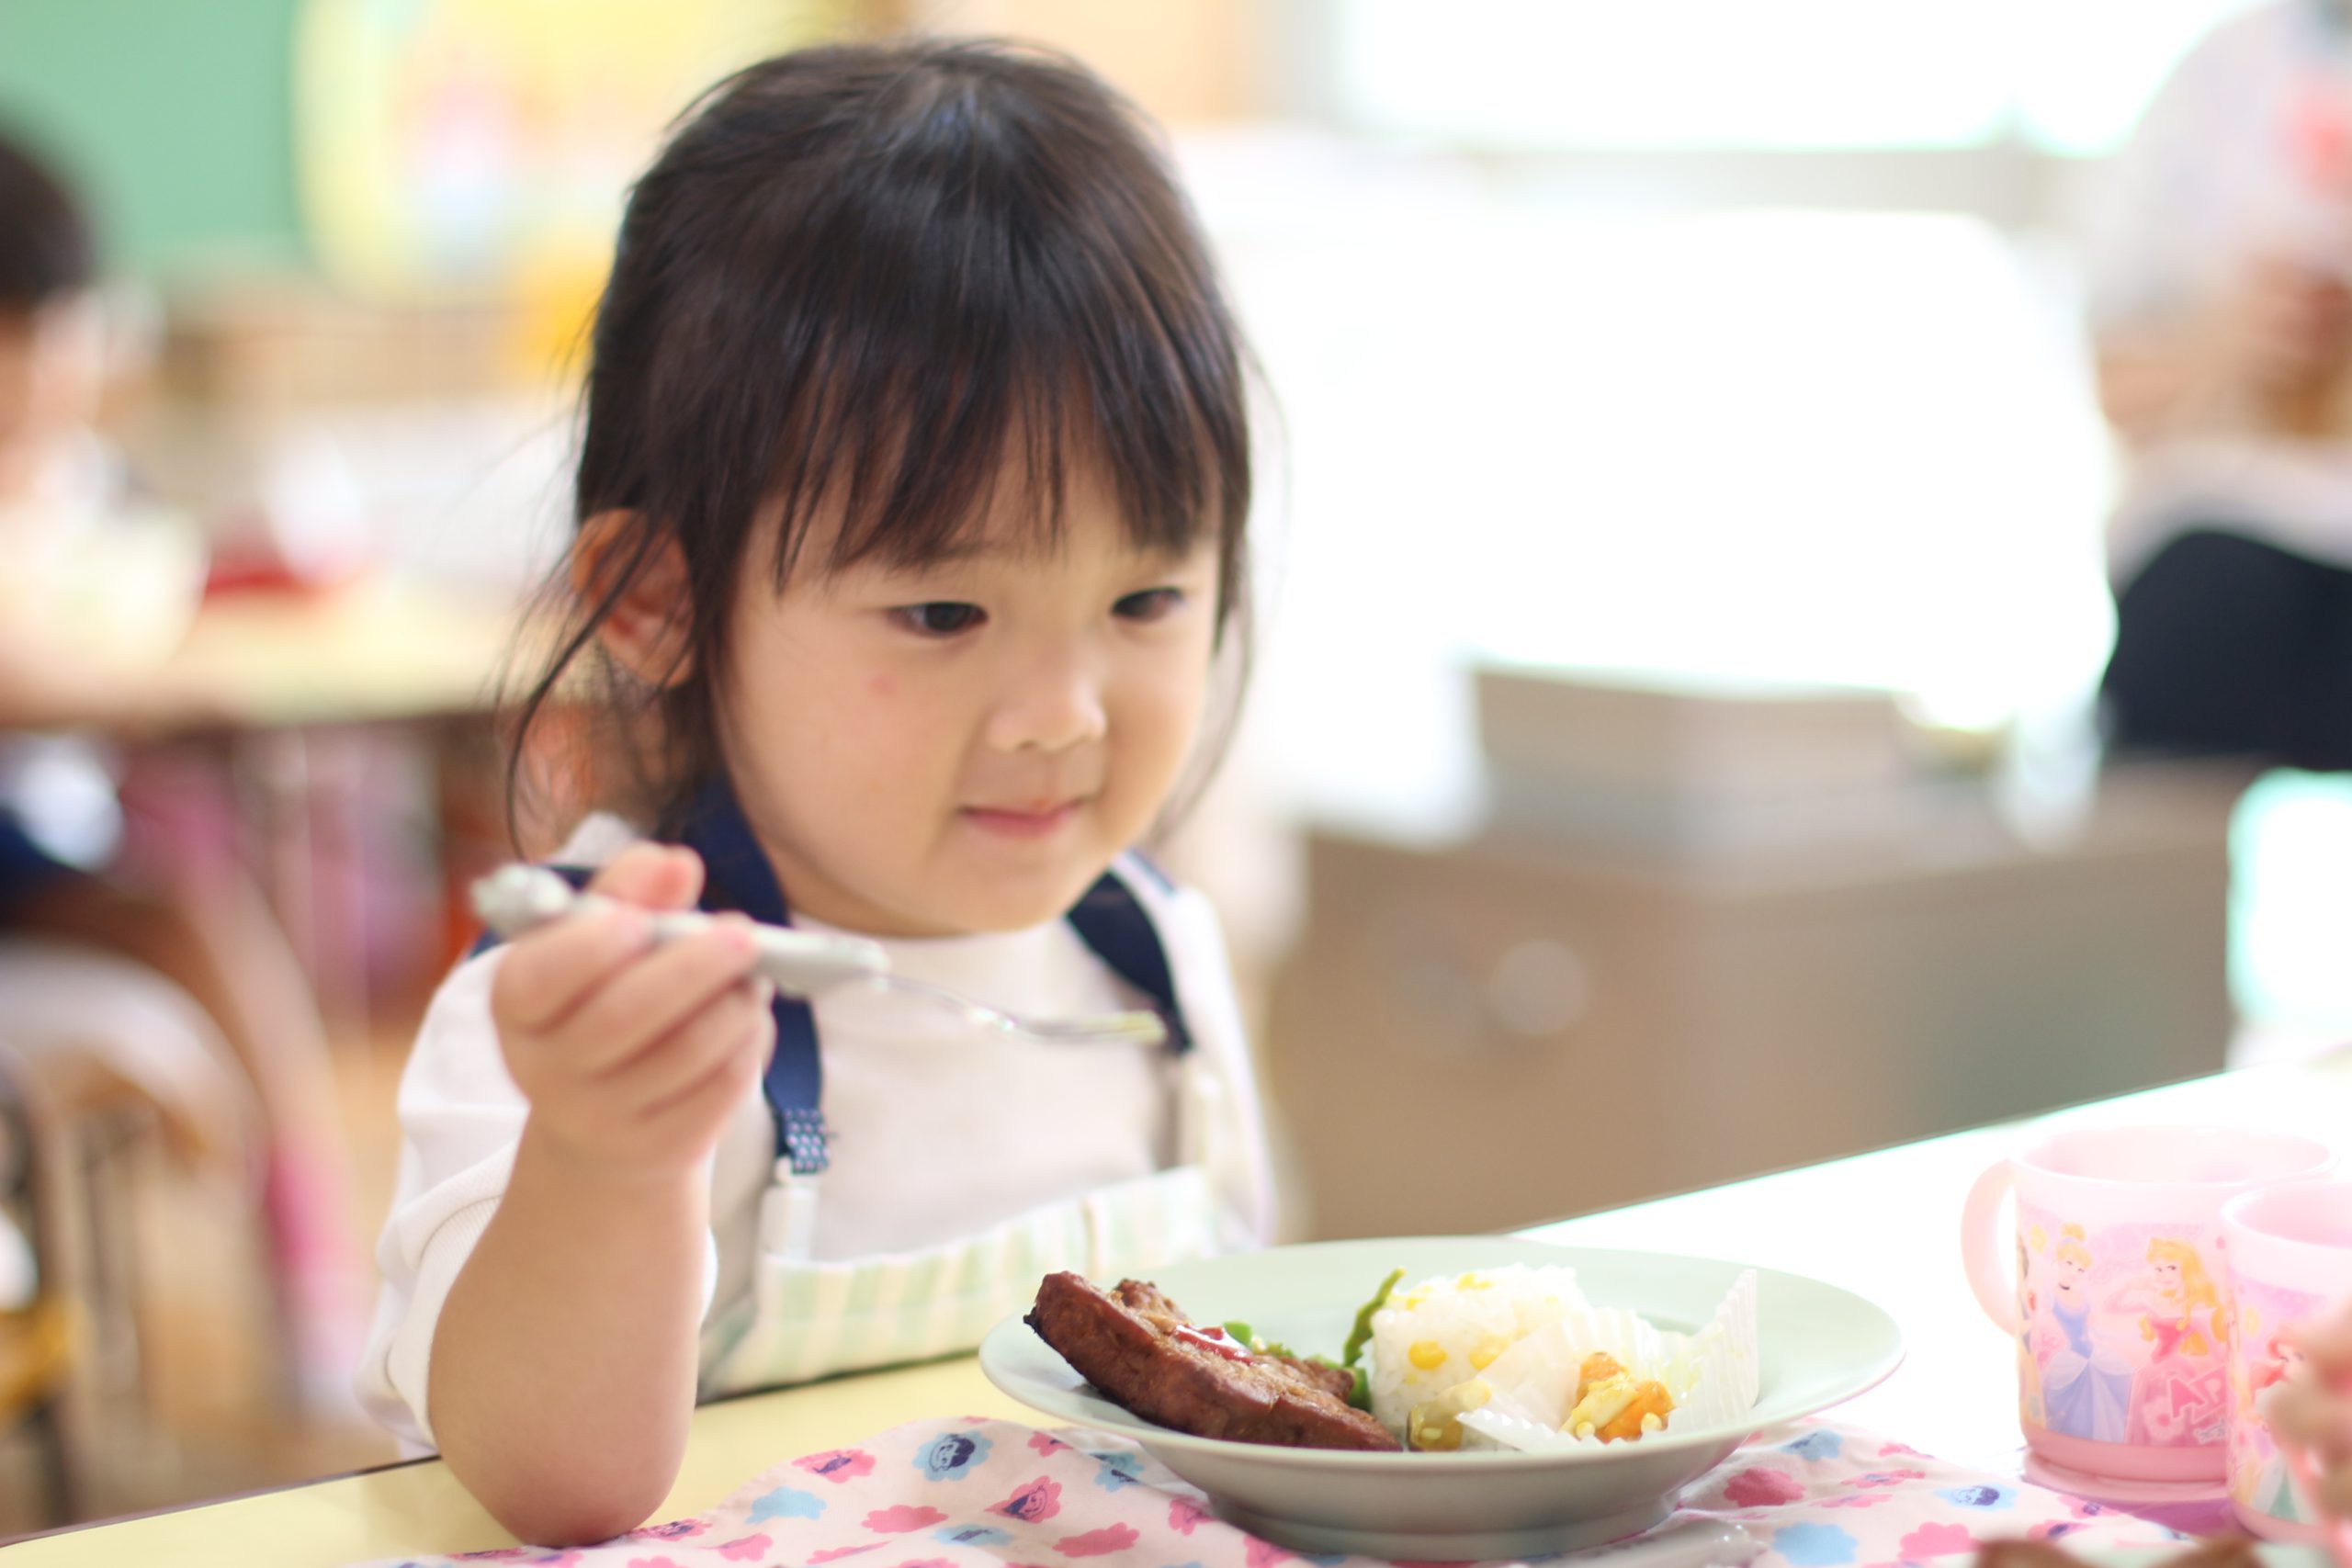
[1026,1272,1399,1450]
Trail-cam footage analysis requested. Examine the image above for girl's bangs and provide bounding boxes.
[764,332,1232,587]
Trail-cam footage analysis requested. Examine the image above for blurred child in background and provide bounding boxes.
[0,124,363,1410]
[2088,0,2352,770]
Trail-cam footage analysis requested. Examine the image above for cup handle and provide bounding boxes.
[1960,1157,2020,1336]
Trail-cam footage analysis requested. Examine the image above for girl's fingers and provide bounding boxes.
[492,904,655,1032]
[2273,1385,2352,1459]
[588,842,706,912]
[2292,1311,2352,1372]
[564,919,763,1075]
[490,844,711,1033]
[612,981,775,1108]
[635,1021,770,1150]
[2324,1461,2352,1523]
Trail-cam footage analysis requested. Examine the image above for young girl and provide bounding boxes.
[355,39,1273,1547]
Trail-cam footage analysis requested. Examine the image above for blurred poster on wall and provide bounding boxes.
[292,0,843,352]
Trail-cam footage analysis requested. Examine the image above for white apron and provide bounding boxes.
[658,779,1237,1393]
[698,1054,1235,1392]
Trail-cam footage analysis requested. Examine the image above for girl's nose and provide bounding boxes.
[986,652,1107,754]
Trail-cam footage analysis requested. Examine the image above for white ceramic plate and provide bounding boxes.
[978,1235,1905,1561]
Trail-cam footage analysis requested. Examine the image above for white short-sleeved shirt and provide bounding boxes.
[355,816,1273,1450]
[2084,0,2352,578]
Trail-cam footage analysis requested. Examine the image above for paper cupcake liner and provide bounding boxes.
[1457,1269,1759,1452]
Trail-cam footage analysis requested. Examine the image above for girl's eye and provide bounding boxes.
[1114,588,1185,622]
[895,602,986,637]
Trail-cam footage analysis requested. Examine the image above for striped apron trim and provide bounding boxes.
[701,1163,1221,1394]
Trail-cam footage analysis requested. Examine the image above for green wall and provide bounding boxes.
[0,0,308,277]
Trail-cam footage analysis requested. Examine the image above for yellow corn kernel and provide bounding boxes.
[1408,1380,1492,1452]
[1408,1340,1449,1371]
[1640,1412,1664,1434]
[1455,1272,1492,1290]
[1566,1376,1637,1435]
[1572,1421,1597,1440]
[1468,1334,1511,1371]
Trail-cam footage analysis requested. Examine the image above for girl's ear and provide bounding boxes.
[572,511,695,687]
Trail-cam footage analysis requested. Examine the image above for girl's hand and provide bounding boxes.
[2272,1310,2352,1522]
[489,843,775,1183]
[2213,252,2352,402]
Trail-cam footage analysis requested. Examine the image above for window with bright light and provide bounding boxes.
[1331,0,2267,155]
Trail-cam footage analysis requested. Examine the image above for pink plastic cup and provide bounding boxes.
[1961,1124,2334,1483]
[2222,1178,2352,1547]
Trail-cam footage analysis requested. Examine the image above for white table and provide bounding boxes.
[16,1049,2344,1566]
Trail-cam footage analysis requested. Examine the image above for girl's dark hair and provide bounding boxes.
[510,37,1254,841]
[0,127,96,313]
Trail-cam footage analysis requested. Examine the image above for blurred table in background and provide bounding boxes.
[165,578,514,728]
[1268,667,2241,1240]
[117,576,528,1024]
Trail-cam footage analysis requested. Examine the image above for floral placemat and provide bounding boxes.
[358,1416,2191,1568]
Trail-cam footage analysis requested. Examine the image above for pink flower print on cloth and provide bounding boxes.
[1900,1522,1982,1559]
[1241,1535,1295,1568]
[798,1449,879,1484]
[1724,1468,1805,1507]
[991,1478,1063,1524]
[1056,1524,1141,1556]
[355,1416,2189,1568]
[864,1505,950,1533]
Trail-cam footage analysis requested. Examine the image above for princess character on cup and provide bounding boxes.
[2018,1228,2048,1427]
[2040,1225,2138,1443]
[2244,1335,2319,1524]
[2112,1237,2230,1446]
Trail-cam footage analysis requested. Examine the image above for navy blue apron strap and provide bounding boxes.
[464,865,834,1161]
[469,786,1191,1177]
[1067,860,1193,1055]
[676,779,828,1176]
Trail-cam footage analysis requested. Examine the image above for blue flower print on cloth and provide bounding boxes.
[1780,1430,1846,1462]
[934,1523,1013,1548]
[362,1416,2188,1568]
[746,1483,826,1524]
[1770,1523,1860,1566]
[915,1429,994,1481]
[1086,1448,1146,1492]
